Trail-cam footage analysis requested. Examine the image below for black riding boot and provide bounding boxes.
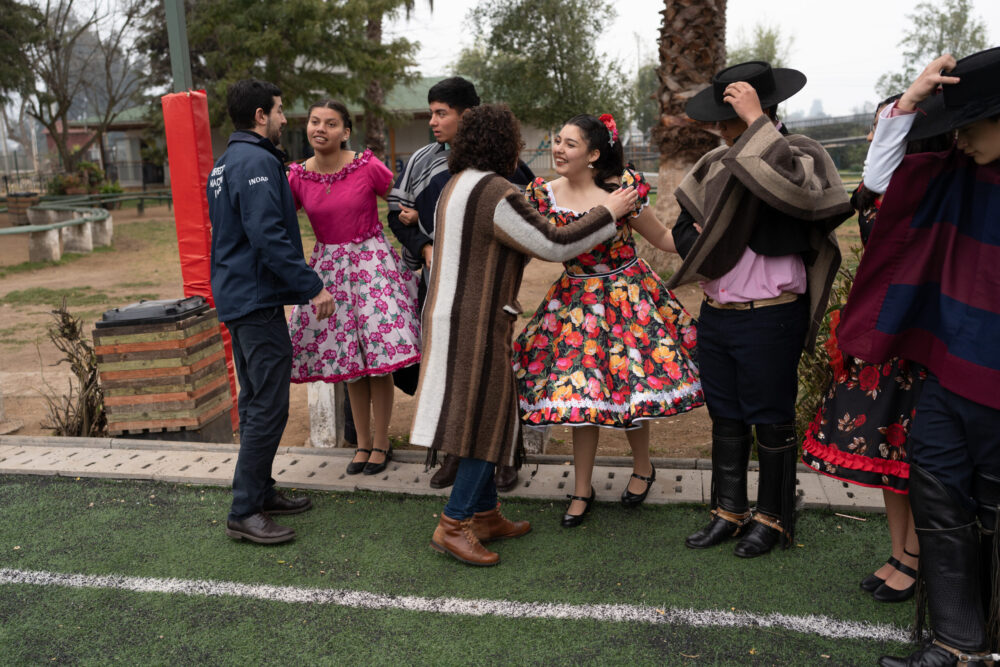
[974,470,1000,651]
[686,417,752,549]
[879,465,991,667]
[735,423,797,558]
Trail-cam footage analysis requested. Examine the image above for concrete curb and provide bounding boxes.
[0,434,887,513]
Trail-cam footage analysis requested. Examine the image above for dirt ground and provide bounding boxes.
[0,204,718,457]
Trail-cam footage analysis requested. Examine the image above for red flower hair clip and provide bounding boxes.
[599,113,618,146]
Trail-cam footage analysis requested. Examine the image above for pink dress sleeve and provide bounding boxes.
[366,156,394,196]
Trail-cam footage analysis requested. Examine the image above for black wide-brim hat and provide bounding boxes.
[908,46,1000,140]
[685,61,807,122]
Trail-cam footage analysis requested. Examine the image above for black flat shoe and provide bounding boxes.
[860,555,904,592]
[561,487,595,528]
[621,465,655,508]
[685,509,748,549]
[345,448,371,475]
[734,517,783,558]
[362,447,392,476]
[873,551,918,602]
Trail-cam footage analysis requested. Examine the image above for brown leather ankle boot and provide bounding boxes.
[470,505,532,543]
[430,514,500,566]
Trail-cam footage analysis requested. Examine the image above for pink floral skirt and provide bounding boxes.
[289,233,421,383]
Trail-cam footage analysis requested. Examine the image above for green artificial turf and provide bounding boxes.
[0,475,916,665]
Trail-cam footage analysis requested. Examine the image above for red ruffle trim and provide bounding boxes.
[290,354,420,384]
[801,425,910,480]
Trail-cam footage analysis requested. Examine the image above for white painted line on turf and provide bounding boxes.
[0,568,909,643]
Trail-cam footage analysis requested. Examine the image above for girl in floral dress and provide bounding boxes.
[513,114,704,526]
[287,100,421,475]
[800,97,952,602]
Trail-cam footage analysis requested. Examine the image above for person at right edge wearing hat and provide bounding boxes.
[836,49,1000,667]
[669,62,853,558]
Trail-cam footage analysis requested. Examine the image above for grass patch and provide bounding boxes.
[0,474,916,664]
[0,247,114,279]
[115,219,176,246]
[0,288,162,311]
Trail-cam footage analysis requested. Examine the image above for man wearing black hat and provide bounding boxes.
[837,50,1000,667]
[669,61,853,558]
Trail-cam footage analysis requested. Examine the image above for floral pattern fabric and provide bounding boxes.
[288,156,421,384]
[512,168,704,428]
[801,310,926,493]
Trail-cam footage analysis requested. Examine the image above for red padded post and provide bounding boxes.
[161,90,239,430]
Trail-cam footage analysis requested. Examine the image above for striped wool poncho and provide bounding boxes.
[838,147,1000,409]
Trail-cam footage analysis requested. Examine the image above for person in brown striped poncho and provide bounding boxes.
[412,104,639,566]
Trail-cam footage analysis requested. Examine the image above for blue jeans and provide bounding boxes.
[443,457,498,520]
[226,306,292,520]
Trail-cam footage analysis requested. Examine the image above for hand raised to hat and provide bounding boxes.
[899,54,961,112]
[722,82,765,125]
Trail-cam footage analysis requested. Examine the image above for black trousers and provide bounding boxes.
[226,306,292,520]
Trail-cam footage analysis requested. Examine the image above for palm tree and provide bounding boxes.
[642,0,726,274]
[363,0,433,159]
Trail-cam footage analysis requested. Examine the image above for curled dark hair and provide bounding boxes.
[448,104,524,177]
[227,79,281,130]
[565,114,624,193]
[306,99,352,149]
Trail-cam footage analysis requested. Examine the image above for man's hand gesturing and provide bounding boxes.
[311,288,334,320]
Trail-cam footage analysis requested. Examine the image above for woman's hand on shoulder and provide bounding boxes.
[602,186,637,220]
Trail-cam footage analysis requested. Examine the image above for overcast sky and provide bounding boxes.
[384,0,1000,117]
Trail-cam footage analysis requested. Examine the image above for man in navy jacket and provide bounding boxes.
[208,79,333,544]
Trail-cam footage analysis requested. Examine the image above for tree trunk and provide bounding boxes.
[643,0,728,279]
[363,16,387,160]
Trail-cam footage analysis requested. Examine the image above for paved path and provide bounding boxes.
[0,434,885,513]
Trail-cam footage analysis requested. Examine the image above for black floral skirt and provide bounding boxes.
[801,312,927,494]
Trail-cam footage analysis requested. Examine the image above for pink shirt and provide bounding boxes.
[287,149,394,245]
[702,246,807,303]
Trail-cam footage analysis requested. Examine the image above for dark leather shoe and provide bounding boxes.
[621,465,655,507]
[861,555,910,592]
[872,554,918,602]
[346,448,371,475]
[561,487,595,528]
[734,517,783,558]
[429,453,459,489]
[495,464,519,492]
[225,513,295,544]
[261,491,313,515]
[363,447,392,476]
[685,509,747,549]
[878,643,984,667]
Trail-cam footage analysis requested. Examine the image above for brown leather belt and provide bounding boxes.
[703,291,800,311]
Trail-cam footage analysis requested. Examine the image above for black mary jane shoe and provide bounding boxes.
[872,550,919,602]
[561,487,595,528]
[685,509,748,549]
[860,558,897,592]
[621,465,656,508]
[362,447,392,476]
[733,517,784,558]
[345,448,372,475]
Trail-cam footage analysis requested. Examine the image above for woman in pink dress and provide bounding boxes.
[287,100,421,475]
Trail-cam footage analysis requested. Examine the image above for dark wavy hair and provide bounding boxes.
[227,79,281,130]
[565,114,624,193]
[428,76,480,111]
[448,104,524,177]
[306,99,352,149]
